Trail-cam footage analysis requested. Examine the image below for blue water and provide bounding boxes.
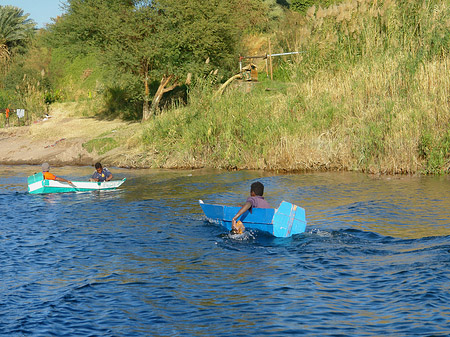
[1,165,450,336]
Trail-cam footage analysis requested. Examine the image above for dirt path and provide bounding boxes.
[0,126,93,166]
[0,106,135,167]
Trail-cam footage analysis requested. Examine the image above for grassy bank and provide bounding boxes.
[139,0,450,174]
[3,0,449,174]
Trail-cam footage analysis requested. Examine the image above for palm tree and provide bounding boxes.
[0,5,36,72]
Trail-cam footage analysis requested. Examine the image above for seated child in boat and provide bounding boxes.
[90,162,113,182]
[231,181,270,234]
[41,162,72,184]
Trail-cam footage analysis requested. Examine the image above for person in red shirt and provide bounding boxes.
[42,162,72,184]
[5,108,9,127]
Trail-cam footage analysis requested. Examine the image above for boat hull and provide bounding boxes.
[27,172,126,194]
[199,200,306,237]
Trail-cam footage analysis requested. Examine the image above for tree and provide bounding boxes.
[48,0,160,118]
[0,5,36,74]
[102,0,162,120]
[141,0,248,119]
[47,0,270,121]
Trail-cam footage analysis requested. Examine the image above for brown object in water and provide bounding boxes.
[231,220,245,234]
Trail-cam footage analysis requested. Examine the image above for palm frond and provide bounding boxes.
[0,5,36,47]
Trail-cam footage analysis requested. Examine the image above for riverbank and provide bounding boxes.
[0,104,145,168]
[0,98,448,175]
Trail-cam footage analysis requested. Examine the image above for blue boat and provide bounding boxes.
[199,200,307,237]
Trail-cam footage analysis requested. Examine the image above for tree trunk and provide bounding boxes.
[149,74,178,116]
[213,73,242,99]
[142,74,182,121]
[142,97,150,121]
[142,69,151,121]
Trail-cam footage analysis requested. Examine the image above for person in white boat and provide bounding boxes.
[42,162,72,184]
[89,162,113,182]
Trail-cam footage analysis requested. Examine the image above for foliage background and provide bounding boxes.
[0,0,449,174]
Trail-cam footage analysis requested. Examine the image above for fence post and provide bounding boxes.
[268,39,273,80]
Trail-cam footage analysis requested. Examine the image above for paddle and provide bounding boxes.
[68,181,81,192]
[231,201,252,234]
[55,177,82,192]
[230,220,245,234]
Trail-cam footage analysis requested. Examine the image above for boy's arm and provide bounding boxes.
[232,201,252,230]
[55,176,72,184]
[90,172,98,182]
[104,168,113,181]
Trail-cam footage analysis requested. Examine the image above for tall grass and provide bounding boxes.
[140,0,450,174]
[286,0,450,173]
[1,65,48,125]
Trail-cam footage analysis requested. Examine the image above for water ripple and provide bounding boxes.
[1,168,450,335]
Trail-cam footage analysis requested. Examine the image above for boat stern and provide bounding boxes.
[272,201,307,237]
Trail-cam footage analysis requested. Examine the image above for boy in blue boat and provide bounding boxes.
[231,181,270,234]
[89,162,113,182]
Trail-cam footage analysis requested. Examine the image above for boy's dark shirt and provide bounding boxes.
[91,168,111,182]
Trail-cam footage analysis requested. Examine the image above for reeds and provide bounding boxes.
[14,75,47,122]
[140,0,450,174]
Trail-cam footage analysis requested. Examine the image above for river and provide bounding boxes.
[1,165,449,336]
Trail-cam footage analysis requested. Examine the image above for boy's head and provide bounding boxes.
[94,162,103,174]
[250,182,264,196]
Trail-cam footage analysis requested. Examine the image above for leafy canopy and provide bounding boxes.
[0,5,36,61]
[45,0,272,118]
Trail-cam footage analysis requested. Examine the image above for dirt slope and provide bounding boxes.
[0,105,136,167]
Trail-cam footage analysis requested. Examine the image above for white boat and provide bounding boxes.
[27,172,126,194]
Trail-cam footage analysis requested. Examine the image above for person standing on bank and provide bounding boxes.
[231,181,270,234]
[5,107,9,127]
[41,162,72,184]
[90,162,113,182]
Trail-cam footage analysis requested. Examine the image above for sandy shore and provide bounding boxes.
[0,125,95,166]
[0,107,135,167]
